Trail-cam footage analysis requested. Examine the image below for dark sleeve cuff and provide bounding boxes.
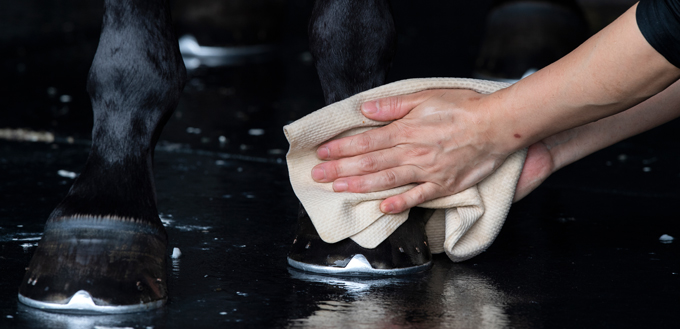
[637,0,680,68]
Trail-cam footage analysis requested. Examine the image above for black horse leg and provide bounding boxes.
[288,0,434,275]
[307,0,396,105]
[19,0,186,313]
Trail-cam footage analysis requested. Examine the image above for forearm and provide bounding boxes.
[486,2,680,154]
[546,79,680,171]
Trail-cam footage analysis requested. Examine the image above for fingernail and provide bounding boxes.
[312,167,326,181]
[362,101,379,115]
[333,180,348,192]
[382,203,395,213]
[317,146,329,159]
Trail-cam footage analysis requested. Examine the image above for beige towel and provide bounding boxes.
[284,78,526,262]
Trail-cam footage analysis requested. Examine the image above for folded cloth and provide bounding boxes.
[284,78,526,262]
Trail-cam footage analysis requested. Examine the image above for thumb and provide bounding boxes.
[360,91,430,121]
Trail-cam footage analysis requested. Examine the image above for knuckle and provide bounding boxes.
[427,161,443,174]
[383,170,398,186]
[412,188,427,204]
[443,177,458,191]
[378,97,393,111]
[405,146,430,158]
[408,167,419,181]
[325,144,337,158]
[391,197,406,211]
[358,156,378,172]
[327,162,342,178]
[354,135,372,153]
[389,96,402,113]
[394,123,414,140]
[348,178,367,192]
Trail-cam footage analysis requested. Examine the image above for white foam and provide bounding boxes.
[186,127,202,134]
[660,234,674,244]
[159,213,174,227]
[57,170,77,179]
[171,247,182,259]
[248,128,265,136]
[20,243,38,249]
[174,225,211,232]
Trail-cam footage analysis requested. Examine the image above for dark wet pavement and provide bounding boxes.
[1,0,679,328]
[2,126,679,328]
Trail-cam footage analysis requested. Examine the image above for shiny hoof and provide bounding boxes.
[18,216,168,314]
[288,254,431,276]
[288,206,433,276]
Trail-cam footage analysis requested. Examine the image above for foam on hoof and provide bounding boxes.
[287,207,433,276]
[18,216,168,314]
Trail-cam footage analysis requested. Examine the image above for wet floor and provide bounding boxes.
[1,0,679,328]
[2,135,678,328]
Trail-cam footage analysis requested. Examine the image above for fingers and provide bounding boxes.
[317,124,400,160]
[331,166,418,193]
[317,90,440,160]
[380,182,440,214]
[313,146,409,183]
[360,90,433,121]
[513,142,554,202]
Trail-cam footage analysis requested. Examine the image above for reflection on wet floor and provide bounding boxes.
[288,264,511,329]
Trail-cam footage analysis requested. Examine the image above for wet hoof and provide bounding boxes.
[288,206,433,276]
[18,216,168,314]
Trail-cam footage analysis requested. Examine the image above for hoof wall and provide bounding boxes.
[288,206,434,277]
[18,216,168,314]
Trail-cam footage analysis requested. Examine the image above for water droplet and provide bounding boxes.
[248,128,265,136]
[59,95,72,103]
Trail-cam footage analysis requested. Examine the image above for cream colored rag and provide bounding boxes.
[284,78,526,262]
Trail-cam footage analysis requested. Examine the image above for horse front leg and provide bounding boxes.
[19,0,186,313]
[288,0,434,276]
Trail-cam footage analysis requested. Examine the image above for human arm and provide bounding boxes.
[311,3,680,213]
[514,78,680,202]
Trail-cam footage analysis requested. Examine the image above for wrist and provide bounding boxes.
[477,85,531,156]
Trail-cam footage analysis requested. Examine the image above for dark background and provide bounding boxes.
[1,0,678,328]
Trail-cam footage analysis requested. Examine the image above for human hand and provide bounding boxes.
[310,89,516,214]
[513,141,555,202]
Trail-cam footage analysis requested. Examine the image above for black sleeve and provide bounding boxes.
[636,0,680,68]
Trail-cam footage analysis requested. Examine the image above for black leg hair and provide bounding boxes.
[49,0,187,225]
[308,0,396,105]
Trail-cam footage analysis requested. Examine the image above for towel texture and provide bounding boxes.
[284,78,526,262]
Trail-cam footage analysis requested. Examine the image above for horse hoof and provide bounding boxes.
[18,216,168,314]
[288,206,433,276]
